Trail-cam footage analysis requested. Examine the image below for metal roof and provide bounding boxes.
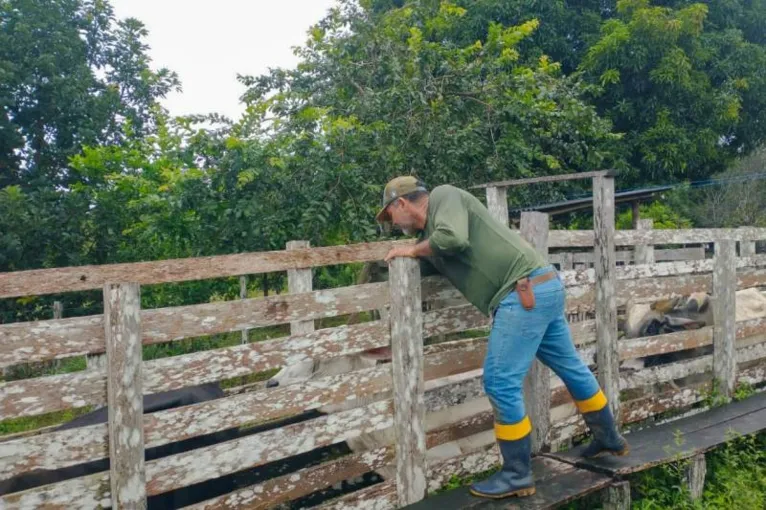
[510,185,674,216]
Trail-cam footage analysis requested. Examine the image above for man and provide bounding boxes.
[377,176,628,500]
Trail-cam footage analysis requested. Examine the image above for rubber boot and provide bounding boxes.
[469,434,536,499]
[581,404,630,458]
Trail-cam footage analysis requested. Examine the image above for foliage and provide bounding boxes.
[240,0,622,236]
[615,200,694,229]
[673,145,766,229]
[0,0,179,188]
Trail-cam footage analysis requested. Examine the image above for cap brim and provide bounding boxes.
[375,206,390,224]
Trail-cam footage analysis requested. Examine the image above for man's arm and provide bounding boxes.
[384,239,433,262]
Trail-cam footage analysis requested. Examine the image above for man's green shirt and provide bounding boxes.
[418,185,546,316]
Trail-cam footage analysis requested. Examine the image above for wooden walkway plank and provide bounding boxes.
[402,457,611,510]
[547,391,766,476]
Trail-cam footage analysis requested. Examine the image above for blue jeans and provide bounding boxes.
[485,266,602,430]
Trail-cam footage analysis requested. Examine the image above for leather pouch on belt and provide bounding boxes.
[516,278,535,311]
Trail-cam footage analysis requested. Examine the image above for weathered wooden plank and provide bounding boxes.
[550,247,705,265]
[714,240,737,399]
[620,356,713,390]
[684,453,706,500]
[548,227,766,248]
[239,275,249,344]
[593,175,620,421]
[0,282,390,369]
[0,321,389,419]
[423,305,488,338]
[103,283,146,509]
[603,481,631,510]
[0,240,413,299]
[0,315,104,369]
[634,219,655,266]
[287,240,315,336]
[388,257,427,506]
[485,186,509,227]
[738,357,766,386]
[619,318,766,362]
[564,272,713,314]
[186,408,494,510]
[349,454,613,510]
[0,367,495,508]
[520,211,552,453]
[619,328,713,361]
[140,282,389,345]
[551,391,766,476]
[0,338,487,481]
[472,170,611,189]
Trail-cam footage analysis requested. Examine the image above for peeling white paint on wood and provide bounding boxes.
[548,227,766,248]
[0,338,486,480]
[388,257,427,506]
[0,240,415,299]
[593,175,620,422]
[714,240,737,399]
[103,283,146,509]
[520,211,552,453]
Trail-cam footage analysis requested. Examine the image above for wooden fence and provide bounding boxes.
[1,186,766,508]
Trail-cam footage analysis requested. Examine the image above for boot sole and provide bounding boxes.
[583,445,630,459]
[469,486,536,499]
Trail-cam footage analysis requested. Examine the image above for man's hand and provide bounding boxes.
[384,239,434,262]
[384,245,417,262]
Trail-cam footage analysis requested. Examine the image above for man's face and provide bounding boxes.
[387,198,417,235]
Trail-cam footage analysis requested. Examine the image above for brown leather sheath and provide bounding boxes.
[515,271,557,311]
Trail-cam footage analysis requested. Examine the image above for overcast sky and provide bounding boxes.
[111,0,338,120]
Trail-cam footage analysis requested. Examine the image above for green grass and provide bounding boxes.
[0,406,94,436]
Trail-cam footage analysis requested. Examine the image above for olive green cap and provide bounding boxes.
[375,176,428,224]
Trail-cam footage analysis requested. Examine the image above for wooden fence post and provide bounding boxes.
[240,276,249,344]
[684,453,706,500]
[287,241,314,335]
[520,211,551,453]
[593,174,620,422]
[103,282,146,509]
[53,300,63,319]
[485,186,509,227]
[635,219,655,265]
[713,239,737,399]
[388,257,426,506]
[603,481,631,510]
[561,252,574,271]
[739,228,756,257]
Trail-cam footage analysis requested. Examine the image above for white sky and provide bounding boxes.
[111,0,339,120]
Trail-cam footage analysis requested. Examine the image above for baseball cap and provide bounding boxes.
[375,176,428,224]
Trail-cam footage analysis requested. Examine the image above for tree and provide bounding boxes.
[239,0,622,244]
[0,0,179,188]
[580,0,766,184]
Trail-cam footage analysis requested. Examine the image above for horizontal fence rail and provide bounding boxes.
[1,222,766,510]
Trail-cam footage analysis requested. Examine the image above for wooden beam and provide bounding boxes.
[103,283,146,509]
[603,481,631,510]
[239,276,248,344]
[547,227,766,248]
[593,174,620,422]
[388,257,427,506]
[684,453,706,500]
[485,186,509,227]
[0,240,413,299]
[634,219,655,265]
[471,170,613,189]
[287,241,314,336]
[520,211,552,453]
[714,240,737,399]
